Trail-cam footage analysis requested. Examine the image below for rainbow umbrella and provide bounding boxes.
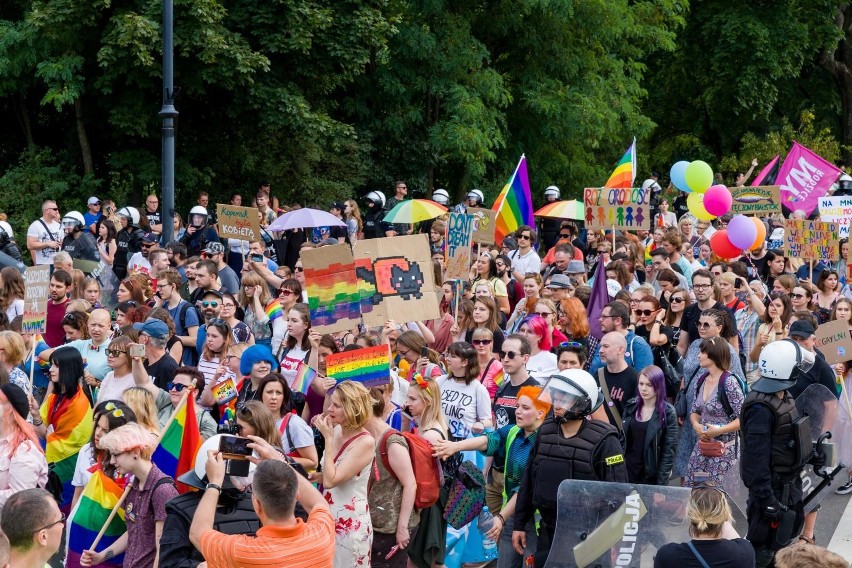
[383,199,448,224]
[534,199,585,220]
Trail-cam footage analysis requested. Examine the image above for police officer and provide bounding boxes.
[512,369,627,567]
[114,206,145,279]
[361,191,386,240]
[61,211,100,265]
[539,186,561,250]
[0,220,24,264]
[740,339,825,567]
[179,206,220,258]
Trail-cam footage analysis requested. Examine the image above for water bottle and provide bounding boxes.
[478,506,499,560]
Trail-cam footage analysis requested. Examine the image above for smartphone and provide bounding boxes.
[219,435,252,460]
[249,253,264,263]
[420,346,429,358]
[128,343,145,358]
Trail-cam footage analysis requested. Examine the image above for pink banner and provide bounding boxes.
[778,142,841,216]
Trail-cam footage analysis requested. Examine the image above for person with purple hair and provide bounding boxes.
[518,314,558,382]
[621,365,679,485]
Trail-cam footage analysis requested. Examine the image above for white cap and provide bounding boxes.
[87,196,101,206]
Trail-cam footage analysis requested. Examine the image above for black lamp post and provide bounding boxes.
[159,0,177,244]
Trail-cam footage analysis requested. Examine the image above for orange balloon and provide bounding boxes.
[749,217,766,250]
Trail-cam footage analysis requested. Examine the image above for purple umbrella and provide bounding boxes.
[267,208,347,232]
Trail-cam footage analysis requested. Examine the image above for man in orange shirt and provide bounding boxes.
[189,440,335,568]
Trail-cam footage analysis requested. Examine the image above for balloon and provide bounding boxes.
[685,160,714,193]
[727,215,757,249]
[703,184,733,217]
[670,161,691,193]
[710,230,741,259]
[749,216,767,251]
[687,192,716,221]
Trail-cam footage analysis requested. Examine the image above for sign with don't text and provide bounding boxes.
[815,319,852,365]
[784,219,839,262]
[446,212,474,280]
[583,187,651,231]
[23,265,50,334]
[217,204,262,242]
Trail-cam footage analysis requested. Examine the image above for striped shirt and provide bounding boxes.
[200,508,335,568]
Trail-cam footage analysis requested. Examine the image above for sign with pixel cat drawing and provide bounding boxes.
[583,187,651,231]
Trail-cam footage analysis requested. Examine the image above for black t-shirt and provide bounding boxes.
[654,538,755,568]
[492,375,541,430]
[597,366,638,425]
[625,417,648,482]
[680,301,738,344]
[787,350,840,400]
[739,253,768,280]
[145,208,162,229]
[145,353,179,391]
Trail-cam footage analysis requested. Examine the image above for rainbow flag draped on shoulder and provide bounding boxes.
[41,389,94,511]
[492,155,535,244]
[603,138,637,188]
[152,393,201,493]
[66,470,126,568]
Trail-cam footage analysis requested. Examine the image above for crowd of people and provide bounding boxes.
[0,180,847,568]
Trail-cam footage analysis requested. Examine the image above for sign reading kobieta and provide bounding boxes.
[217,204,262,242]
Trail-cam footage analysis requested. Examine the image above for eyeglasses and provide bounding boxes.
[517,234,531,240]
[634,309,658,317]
[698,321,717,329]
[559,341,584,349]
[278,289,294,296]
[294,267,304,272]
[397,348,410,358]
[670,297,685,304]
[201,301,219,308]
[791,293,805,299]
[499,350,519,360]
[103,402,125,418]
[105,349,127,357]
[167,382,189,392]
[471,339,492,346]
[534,311,552,317]
[221,303,235,309]
[693,283,712,289]
[599,314,615,320]
[32,512,66,534]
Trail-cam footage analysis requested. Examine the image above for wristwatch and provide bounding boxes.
[205,483,222,494]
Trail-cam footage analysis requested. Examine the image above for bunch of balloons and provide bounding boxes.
[669,160,763,259]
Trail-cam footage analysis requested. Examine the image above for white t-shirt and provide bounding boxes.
[72,443,97,488]
[5,299,23,323]
[276,414,314,453]
[127,252,152,275]
[279,345,309,386]
[27,219,61,265]
[509,248,541,275]
[436,376,491,440]
[526,350,558,383]
[96,371,136,405]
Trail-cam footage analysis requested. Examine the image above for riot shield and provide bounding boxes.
[544,479,746,568]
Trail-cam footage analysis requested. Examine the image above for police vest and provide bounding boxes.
[362,210,384,239]
[742,391,801,477]
[532,419,619,512]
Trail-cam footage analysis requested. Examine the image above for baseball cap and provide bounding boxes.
[203,242,225,255]
[329,201,345,212]
[546,274,572,289]
[133,319,170,340]
[788,320,816,339]
[87,196,101,206]
[201,289,224,300]
[142,232,158,244]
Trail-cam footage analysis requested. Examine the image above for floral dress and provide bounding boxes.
[323,432,373,567]
[684,372,744,491]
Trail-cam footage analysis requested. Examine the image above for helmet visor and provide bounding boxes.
[797,348,816,374]
[539,376,585,413]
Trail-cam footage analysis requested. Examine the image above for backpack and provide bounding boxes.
[178,301,204,365]
[379,430,441,509]
[695,371,748,421]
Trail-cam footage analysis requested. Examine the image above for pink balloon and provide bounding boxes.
[703,185,732,217]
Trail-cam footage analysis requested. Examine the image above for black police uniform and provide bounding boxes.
[62,231,100,263]
[362,205,385,240]
[114,224,145,279]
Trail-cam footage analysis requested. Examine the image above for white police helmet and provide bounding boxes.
[539,369,602,421]
[432,188,450,205]
[752,339,816,394]
[467,189,484,204]
[544,185,560,199]
[366,191,386,208]
[62,211,86,231]
[117,206,140,225]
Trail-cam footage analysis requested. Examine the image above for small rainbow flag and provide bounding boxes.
[152,393,201,493]
[326,344,391,388]
[603,138,637,189]
[492,155,535,244]
[41,389,93,512]
[66,470,126,568]
[292,362,318,395]
[264,300,284,321]
[493,372,505,388]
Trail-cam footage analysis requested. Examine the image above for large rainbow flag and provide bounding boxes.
[603,138,637,188]
[66,470,126,568]
[492,155,535,244]
[152,393,201,493]
[41,389,94,512]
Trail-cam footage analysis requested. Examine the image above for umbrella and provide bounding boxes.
[534,199,585,220]
[267,208,346,232]
[383,199,448,224]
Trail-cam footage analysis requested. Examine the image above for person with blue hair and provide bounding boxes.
[200,343,279,413]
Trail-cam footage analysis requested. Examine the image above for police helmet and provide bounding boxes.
[540,369,603,422]
[752,338,816,394]
[544,186,560,199]
[62,211,86,231]
[366,191,386,208]
[467,189,484,205]
[432,189,450,205]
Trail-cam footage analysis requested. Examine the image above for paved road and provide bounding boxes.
[824,488,852,556]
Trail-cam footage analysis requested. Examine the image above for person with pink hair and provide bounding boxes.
[518,315,557,382]
[0,384,47,511]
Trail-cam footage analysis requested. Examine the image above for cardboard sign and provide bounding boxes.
[784,219,839,262]
[211,377,238,405]
[445,212,474,281]
[216,204,262,242]
[325,344,391,387]
[302,244,362,334]
[23,266,50,334]
[729,185,782,215]
[467,207,497,245]
[819,195,852,239]
[815,319,852,365]
[583,187,651,231]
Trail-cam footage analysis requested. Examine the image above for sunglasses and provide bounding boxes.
[634,309,658,317]
[278,289,294,296]
[499,350,519,360]
[670,297,685,304]
[167,382,189,392]
[791,293,805,299]
[294,267,304,272]
[559,341,584,349]
[517,234,531,240]
[534,311,552,317]
[698,321,717,329]
[201,301,219,308]
[471,339,492,346]
[559,234,571,239]
[105,349,127,357]
[209,318,228,327]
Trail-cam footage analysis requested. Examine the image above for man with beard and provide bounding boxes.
[44,270,71,347]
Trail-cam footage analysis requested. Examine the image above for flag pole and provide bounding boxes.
[159,384,192,436]
[90,484,132,552]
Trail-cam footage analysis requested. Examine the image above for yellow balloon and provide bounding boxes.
[687,192,716,221]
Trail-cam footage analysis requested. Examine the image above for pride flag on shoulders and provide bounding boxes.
[492,155,535,244]
[41,389,93,512]
[604,138,636,188]
[66,470,126,568]
[152,393,201,493]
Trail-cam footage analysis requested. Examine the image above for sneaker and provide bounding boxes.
[835,478,852,495]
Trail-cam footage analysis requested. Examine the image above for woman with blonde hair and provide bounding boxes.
[311,380,375,568]
[238,271,284,352]
[122,387,161,435]
[0,267,25,322]
[472,327,502,397]
[344,199,363,243]
[0,330,30,392]
[70,269,87,300]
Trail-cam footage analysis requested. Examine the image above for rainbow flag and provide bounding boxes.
[41,389,93,512]
[66,470,126,568]
[292,362,318,395]
[305,258,362,330]
[493,372,505,388]
[492,155,535,244]
[326,344,391,388]
[265,300,284,322]
[152,393,201,493]
[603,138,637,188]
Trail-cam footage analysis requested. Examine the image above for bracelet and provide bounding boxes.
[32,418,43,426]
[495,513,505,524]
[205,483,222,494]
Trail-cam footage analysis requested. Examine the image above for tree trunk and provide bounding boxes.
[820,4,852,165]
[13,94,35,147]
[75,98,94,175]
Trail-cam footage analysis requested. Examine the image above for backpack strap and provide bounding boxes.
[278,412,296,452]
[378,429,398,480]
[597,368,622,431]
[686,541,712,568]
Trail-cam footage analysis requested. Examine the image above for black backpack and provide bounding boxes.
[178,301,204,365]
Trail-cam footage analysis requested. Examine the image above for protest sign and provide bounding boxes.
[23,265,50,334]
[467,207,497,245]
[778,142,842,216]
[210,377,238,405]
[783,219,839,262]
[814,319,852,365]
[354,234,440,326]
[729,185,782,215]
[216,204,262,242]
[819,195,852,239]
[325,344,391,387]
[583,187,651,231]
[446,212,474,280]
[302,244,361,334]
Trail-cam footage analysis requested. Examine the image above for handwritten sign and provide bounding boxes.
[217,204,262,242]
[784,219,839,262]
[819,195,852,239]
[815,319,852,365]
[446,212,474,280]
[211,377,238,405]
[325,344,391,387]
[583,187,651,231]
[467,207,497,245]
[23,266,50,334]
[729,185,782,215]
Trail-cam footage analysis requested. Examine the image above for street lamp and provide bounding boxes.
[159,0,177,244]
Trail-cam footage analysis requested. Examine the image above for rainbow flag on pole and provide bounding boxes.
[603,138,637,188]
[152,393,201,493]
[292,362,318,395]
[66,470,126,568]
[492,155,535,244]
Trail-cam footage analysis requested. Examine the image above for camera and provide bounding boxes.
[217,419,240,435]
